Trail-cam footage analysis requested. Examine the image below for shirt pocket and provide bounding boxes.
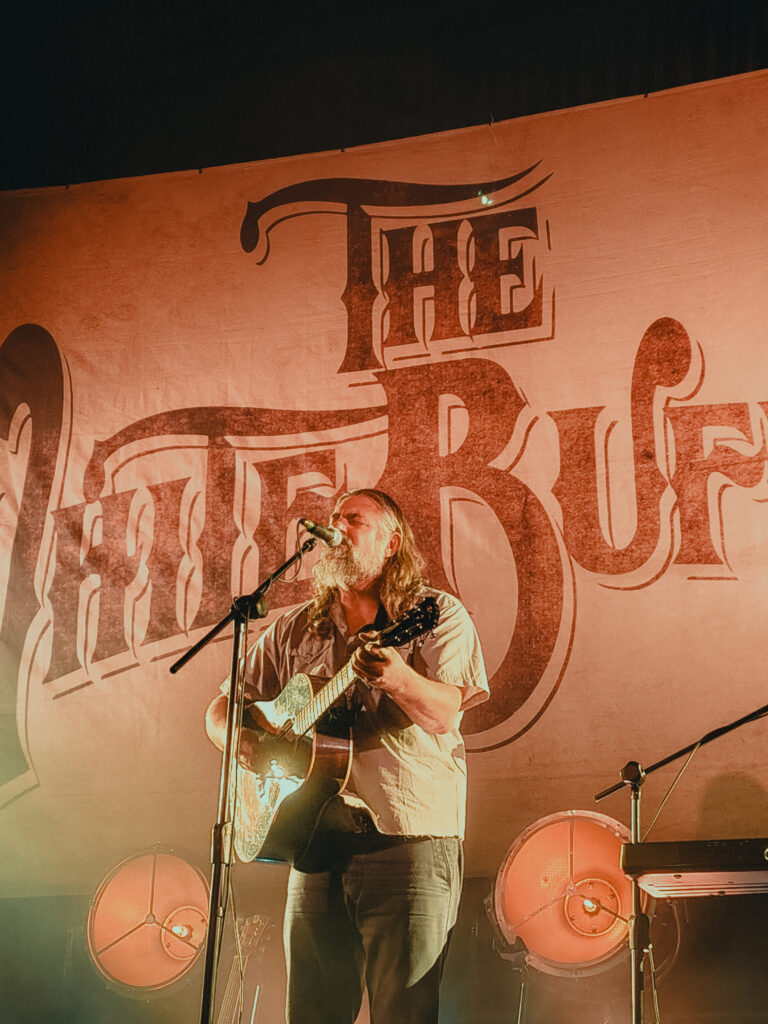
[290,633,335,678]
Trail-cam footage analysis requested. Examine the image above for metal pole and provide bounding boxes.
[199,614,249,1024]
[624,761,650,1024]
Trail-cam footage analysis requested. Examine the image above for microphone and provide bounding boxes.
[299,518,343,547]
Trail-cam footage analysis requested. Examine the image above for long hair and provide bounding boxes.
[306,488,428,635]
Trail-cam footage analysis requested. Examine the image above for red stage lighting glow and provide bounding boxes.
[492,810,637,977]
[86,848,209,990]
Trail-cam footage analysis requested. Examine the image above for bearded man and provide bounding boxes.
[205,488,488,1024]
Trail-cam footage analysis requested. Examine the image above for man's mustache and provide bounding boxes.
[321,535,351,553]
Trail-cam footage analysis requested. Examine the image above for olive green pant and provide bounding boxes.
[284,834,462,1024]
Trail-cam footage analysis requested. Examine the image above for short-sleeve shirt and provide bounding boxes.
[229,587,489,838]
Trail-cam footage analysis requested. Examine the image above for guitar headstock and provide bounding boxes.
[380,597,440,648]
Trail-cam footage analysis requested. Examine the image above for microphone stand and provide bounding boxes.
[595,698,768,1024]
[169,537,317,1024]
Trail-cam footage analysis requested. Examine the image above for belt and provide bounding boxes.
[346,805,377,833]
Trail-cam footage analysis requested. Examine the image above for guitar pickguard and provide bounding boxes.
[249,673,313,734]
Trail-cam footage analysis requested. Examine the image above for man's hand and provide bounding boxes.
[350,637,462,734]
[235,727,264,769]
[351,639,411,694]
[205,693,266,767]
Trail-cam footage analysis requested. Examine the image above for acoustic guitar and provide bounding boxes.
[232,596,439,865]
[214,913,271,1024]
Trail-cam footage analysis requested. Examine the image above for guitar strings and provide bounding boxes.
[228,877,247,1024]
[292,601,435,736]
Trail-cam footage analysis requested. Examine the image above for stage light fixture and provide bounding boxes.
[490,810,638,978]
[86,846,209,991]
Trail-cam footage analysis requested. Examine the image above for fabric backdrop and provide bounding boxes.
[2,70,768,899]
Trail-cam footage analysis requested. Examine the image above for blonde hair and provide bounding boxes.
[306,488,428,635]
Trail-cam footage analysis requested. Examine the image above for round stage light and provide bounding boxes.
[86,847,209,991]
[491,810,637,977]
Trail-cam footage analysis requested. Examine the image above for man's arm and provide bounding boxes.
[205,613,287,760]
[205,692,265,764]
[351,642,462,734]
[205,693,229,751]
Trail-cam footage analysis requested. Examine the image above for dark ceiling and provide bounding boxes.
[2,0,767,192]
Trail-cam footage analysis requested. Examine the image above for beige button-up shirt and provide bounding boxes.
[234,587,489,838]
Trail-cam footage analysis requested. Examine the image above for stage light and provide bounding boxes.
[489,810,637,977]
[86,847,209,991]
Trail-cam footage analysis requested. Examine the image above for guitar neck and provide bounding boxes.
[292,658,358,737]
[286,598,437,738]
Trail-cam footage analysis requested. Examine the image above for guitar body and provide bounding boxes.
[233,673,353,865]
[231,597,439,866]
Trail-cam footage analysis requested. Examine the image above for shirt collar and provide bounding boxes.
[328,593,389,639]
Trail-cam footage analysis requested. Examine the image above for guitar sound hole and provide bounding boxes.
[320,706,355,738]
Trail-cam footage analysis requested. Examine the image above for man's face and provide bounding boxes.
[313,494,399,589]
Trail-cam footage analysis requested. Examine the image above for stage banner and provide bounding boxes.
[2,70,768,898]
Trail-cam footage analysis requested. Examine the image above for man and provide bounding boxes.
[205,488,488,1024]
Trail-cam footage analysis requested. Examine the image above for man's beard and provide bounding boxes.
[313,536,389,590]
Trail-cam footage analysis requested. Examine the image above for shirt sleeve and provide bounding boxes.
[413,591,489,711]
[218,614,285,702]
